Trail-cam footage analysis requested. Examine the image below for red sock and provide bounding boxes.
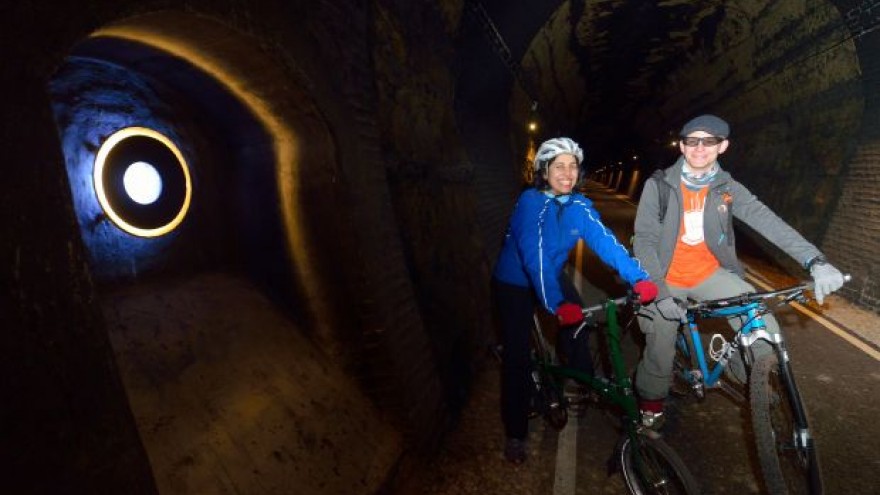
[639,399,664,413]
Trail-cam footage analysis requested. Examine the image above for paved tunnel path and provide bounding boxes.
[393,182,880,495]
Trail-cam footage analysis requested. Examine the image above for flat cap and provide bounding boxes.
[680,114,730,138]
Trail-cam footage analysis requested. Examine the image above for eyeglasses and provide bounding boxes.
[681,136,725,147]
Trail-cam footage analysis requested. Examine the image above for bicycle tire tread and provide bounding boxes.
[619,434,700,495]
[749,353,824,495]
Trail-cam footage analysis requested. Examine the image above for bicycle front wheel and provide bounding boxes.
[619,433,700,495]
[750,353,823,494]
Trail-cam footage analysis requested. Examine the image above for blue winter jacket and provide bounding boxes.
[493,188,649,314]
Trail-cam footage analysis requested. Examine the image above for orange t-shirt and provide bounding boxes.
[666,184,719,288]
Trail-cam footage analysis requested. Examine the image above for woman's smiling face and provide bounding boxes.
[544,153,579,195]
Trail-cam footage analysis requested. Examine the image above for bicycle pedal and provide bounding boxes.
[639,410,666,432]
[489,344,503,362]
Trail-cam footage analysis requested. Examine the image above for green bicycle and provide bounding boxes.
[528,295,700,494]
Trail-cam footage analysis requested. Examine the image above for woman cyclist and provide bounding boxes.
[492,137,658,464]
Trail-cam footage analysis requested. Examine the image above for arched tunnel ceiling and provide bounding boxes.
[476,0,858,166]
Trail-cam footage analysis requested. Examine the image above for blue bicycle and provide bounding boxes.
[672,277,848,495]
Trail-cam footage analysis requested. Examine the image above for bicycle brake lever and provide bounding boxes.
[782,290,803,303]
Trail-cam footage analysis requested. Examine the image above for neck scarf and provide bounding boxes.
[680,159,719,190]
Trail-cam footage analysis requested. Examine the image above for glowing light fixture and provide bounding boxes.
[93,126,191,237]
[123,161,163,205]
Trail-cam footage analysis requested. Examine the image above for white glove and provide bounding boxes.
[811,261,845,305]
[656,297,686,322]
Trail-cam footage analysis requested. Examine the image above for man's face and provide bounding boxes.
[544,153,579,195]
[679,131,729,172]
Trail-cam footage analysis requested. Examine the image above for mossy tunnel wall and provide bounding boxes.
[3,0,880,493]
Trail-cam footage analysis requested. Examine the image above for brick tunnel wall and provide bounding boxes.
[822,5,880,311]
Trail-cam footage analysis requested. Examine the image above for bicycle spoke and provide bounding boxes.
[620,434,700,494]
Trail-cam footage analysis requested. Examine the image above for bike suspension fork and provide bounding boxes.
[773,342,814,445]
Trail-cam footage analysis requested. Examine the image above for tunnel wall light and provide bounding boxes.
[93,126,192,237]
[123,161,163,205]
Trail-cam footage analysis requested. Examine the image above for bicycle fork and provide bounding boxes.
[771,342,815,450]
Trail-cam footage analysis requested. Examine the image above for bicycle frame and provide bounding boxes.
[534,297,640,428]
[676,286,820,439]
[677,300,779,391]
[671,280,844,495]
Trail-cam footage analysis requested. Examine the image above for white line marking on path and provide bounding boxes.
[553,417,578,495]
[745,270,880,362]
[550,246,589,495]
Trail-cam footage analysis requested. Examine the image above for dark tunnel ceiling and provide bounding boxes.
[475,0,782,162]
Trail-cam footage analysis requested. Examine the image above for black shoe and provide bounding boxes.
[504,437,527,464]
[640,409,666,430]
[638,398,667,434]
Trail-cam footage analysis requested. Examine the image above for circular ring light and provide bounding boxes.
[93,127,192,237]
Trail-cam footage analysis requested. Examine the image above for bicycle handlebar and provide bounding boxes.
[580,295,631,316]
[686,273,852,312]
[571,272,852,319]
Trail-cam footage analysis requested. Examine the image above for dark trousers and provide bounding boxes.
[556,276,593,379]
[493,277,589,440]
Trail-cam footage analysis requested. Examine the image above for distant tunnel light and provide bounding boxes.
[94,127,191,237]
[123,161,163,205]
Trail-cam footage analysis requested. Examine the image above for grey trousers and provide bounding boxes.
[635,268,779,400]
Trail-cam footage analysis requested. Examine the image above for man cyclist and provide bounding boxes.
[493,137,658,463]
[631,114,846,429]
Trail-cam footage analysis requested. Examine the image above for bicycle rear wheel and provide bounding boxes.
[619,433,700,495]
[750,353,823,494]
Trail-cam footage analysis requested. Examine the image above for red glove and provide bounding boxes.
[556,302,584,326]
[633,280,658,304]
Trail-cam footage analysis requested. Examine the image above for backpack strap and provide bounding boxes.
[651,169,671,223]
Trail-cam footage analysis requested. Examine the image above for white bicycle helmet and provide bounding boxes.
[533,137,584,172]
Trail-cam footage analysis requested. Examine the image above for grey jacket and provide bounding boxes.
[633,158,823,300]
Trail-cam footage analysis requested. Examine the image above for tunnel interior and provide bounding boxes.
[49,33,297,295]
[43,10,403,493]
[7,0,880,493]
[458,0,873,273]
